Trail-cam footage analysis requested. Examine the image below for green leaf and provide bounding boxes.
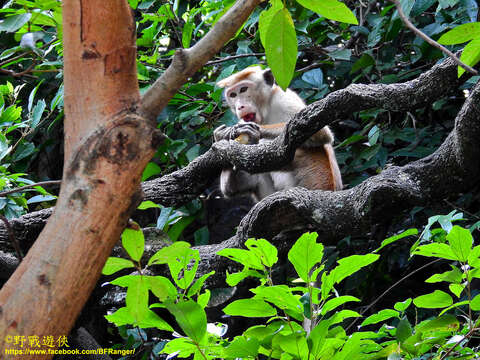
[350,53,375,74]
[223,299,277,318]
[162,338,196,358]
[137,200,160,210]
[145,276,177,301]
[187,270,215,297]
[217,248,264,270]
[0,13,32,32]
[416,314,459,332]
[308,320,331,358]
[361,309,399,327]
[182,21,194,48]
[225,268,265,286]
[197,290,210,308]
[265,8,297,90]
[245,238,278,267]
[320,295,360,315]
[148,242,199,289]
[412,243,457,260]
[148,241,190,265]
[425,266,462,284]
[449,283,465,298]
[258,0,283,48]
[368,125,380,146]
[330,253,380,285]
[252,285,303,314]
[102,257,135,275]
[468,245,480,267]
[276,332,309,358]
[121,226,144,262]
[458,38,480,77]
[288,232,324,283]
[105,307,135,327]
[438,22,480,45]
[141,162,162,181]
[447,225,473,262]
[396,317,412,343]
[223,336,260,358]
[470,293,480,311]
[166,300,206,342]
[375,228,418,253]
[138,309,173,330]
[394,298,412,312]
[413,290,453,308]
[125,276,150,324]
[297,0,358,24]
[12,142,35,162]
[30,99,46,129]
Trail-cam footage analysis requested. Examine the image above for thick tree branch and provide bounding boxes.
[212,55,467,173]
[237,80,480,242]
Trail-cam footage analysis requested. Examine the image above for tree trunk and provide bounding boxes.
[0,0,262,357]
[0,0,157,356]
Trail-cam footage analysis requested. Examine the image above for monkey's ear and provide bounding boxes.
[263,69,275,86]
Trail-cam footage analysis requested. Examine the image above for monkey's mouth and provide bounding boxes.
[242,113,256,122]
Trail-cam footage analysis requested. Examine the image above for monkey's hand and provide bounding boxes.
[214,122,261,144]
[231,122,261,145]
[214,124,237,142]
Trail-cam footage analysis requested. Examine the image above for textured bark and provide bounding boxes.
[0,1,153,356]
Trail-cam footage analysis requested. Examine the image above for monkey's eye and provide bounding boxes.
[229,92,237,98]
[239,86,248,93]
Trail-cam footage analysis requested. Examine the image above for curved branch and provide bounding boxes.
[237,80,480,242]
[212,55,467,173]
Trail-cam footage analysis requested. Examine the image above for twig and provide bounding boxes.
[391,0,478,75]
[345,258,441,333]
[205,52,265,66]
[439,326,478,360]
[0,62,37,77]
[0,180,61,197]
[0,215,23,260]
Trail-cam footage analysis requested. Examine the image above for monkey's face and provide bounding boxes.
[225,80,270,124]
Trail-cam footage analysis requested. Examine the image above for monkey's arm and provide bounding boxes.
[260,123,334,147]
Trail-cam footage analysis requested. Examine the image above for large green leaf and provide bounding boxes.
[223,299,277,318]
[413,290,453,309]
[166,300,206,342]
[438,22,480,45]
[217,248,264,270]
[296,0,358,24]
[102,257,135,275]
[245,238,278,267]
[252,285,303,314]
[412,243,457,260]
[361,309,399,326]
[121,226,144,262]
[223,336,260,358]
[258,0,283,48]
[320,295,360,315]
[264,8,297,90]
[288,232,324,283]
[458,38,480,77]
[0,13,32,33]
[447,226,473,262]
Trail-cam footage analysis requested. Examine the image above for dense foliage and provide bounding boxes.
[1,0,480,358]
[103,219,480,359]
